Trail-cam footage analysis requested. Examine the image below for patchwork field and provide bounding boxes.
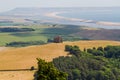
[0,24,120,46]
[0,24,120,80]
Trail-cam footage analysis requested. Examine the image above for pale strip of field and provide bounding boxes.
[0,47,7,51]
[0,40,120,80]
[81,27,100,30]
[0,26,20,28]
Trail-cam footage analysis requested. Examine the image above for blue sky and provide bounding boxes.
[0,0,120,12]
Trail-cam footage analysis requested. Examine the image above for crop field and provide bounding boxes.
[0,40,120,69]
[0,40,120,80]
[0,23,120,80]
[0,23,120,46]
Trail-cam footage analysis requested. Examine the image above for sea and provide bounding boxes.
[1,7,120,29]
[59,7,120,23]
[51,7,120,29]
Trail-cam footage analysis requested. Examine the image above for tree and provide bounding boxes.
[65,45,81,56]
[54,36,63,43]
[35,58,68,80]
[97,47,104,51]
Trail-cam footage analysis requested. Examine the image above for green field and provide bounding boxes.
[0,24,83,46]
[1,23,120,47]
[0,25,47,46]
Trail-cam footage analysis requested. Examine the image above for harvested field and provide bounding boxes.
[0,40,120,80]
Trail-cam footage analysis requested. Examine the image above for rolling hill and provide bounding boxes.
[0,40,120,80]
[0,40,120,69]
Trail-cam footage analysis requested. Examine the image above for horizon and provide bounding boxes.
[1,6,120,13]
[0,0,120,12]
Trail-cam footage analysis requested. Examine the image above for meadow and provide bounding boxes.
[0,24,83,46]
[0,23,120,46]
[0,24,51,46]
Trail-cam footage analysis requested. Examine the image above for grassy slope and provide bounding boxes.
[0,25,48,46]
[0,24,79,46]
[0,40,120,69]
[1,24,120,46]
[0,40,120,80]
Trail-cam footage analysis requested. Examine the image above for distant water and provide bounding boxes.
[1,7,120,29]
[59,7,120,23]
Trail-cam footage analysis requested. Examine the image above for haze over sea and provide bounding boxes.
[55,7,120,29]
[59,7,120,22]
[0,7,120,29]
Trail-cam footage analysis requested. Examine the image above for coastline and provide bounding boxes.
[45,12,120,26]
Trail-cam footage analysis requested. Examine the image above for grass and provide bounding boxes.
[0,23,120,47]
[0,24,84,46]
[0,32,47,46]
[0,25,49,46]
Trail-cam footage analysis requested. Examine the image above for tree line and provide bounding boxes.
[6,41,46,47]
[35,45,120,80]
[0,27,35,32]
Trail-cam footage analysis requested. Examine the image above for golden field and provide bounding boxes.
[0,71,35,80]
[0,40,120,80]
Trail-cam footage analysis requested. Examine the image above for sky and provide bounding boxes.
[0,0,120,12]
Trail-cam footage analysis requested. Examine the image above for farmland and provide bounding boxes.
[0,40,120,69]
[0,23,120,47]
[0,22,120,80]
[0,40,120,80]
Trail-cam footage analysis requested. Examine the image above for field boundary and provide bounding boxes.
[0,68,37,72]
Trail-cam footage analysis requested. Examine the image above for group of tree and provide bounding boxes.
[87,46,120,58]
[65,45,81,56]
[35,58,68,80]
[52,45,120,80]
[47,36,63,43]
[35,45,120,80]
[6,41,46,47]
[0,27,35,32]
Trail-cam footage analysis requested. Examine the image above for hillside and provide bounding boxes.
[0,40,120,69]
[0,40,120,80]
[0,24,120,46]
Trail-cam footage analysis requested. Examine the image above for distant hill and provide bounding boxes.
[1,7,120,16]
[0,7,45,16]
[0,7,71,20]
[0,7,68,16]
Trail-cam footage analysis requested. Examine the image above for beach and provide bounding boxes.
[45,12,120,26]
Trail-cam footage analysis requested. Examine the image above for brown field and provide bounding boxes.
[0,47,7,51]
[0,40,120,80]
[0,71,35,80]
